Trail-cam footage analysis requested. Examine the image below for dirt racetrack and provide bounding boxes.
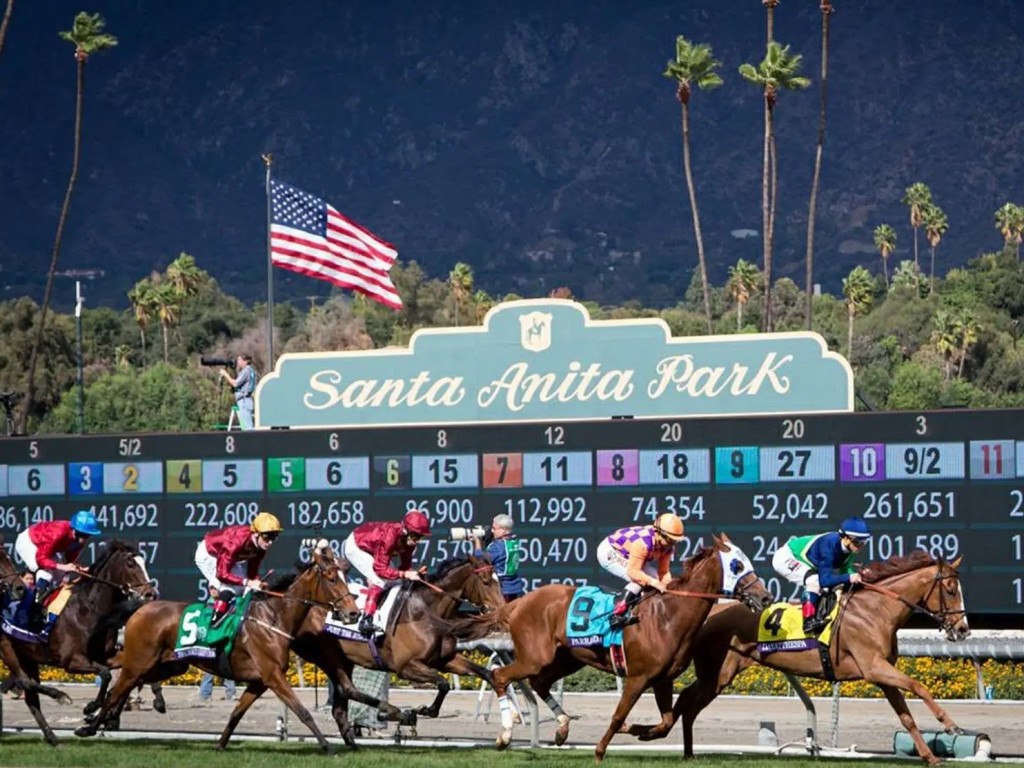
[1,684,1021,759]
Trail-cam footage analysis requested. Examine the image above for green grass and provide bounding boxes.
[0,739,920,768]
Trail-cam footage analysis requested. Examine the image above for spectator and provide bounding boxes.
[218,354,256,430]
[472,514,526,602]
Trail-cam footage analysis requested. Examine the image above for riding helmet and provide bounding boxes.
[251,512,284,534]
[654,512,685,541]
[838,516,871,540]
[70,509,102,536]
[403,509,432,537]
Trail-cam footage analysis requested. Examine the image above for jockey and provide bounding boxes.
[472,513,526,602]
[773,516,872,634]
[597,512,685,629]
[194,512,282,625]
[342,509,432,636]
[14,510,102,605]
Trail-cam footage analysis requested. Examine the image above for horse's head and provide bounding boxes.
[710,533,771,611]
[90,541,158,601]
[927,556,970,641]
[427,556,505,612]
[298,539,360,623]
[0,535,27,604]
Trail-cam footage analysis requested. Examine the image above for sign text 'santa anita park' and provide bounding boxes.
[255,299,854,429]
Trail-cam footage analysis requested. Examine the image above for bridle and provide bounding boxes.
[75,550,156,598]
[861,564,966,633]
[0,567,25,604]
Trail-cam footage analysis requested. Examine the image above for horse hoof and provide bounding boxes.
[555,729,569,747]
[154,699,167,714]
[512,711,523,725]
[415,706,436,718]
[399,710,418,726]
[73,726,94,739]
[58,693,74,706]
[83,700,99,716]
[496,731,512,750]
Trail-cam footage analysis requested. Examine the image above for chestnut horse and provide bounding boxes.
[210,553,506,747]
[464,534,770,761]
[0,539,156,745]
[638,551,969,765]
[76,543,360,752]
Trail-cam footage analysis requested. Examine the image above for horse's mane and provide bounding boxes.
[425,556,471,583]
[861,550,936,583]
[87,539,140,575]
[254,561,312,599]
[666,545,717,589]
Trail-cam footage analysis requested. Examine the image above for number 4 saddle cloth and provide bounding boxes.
[173,592,254,661]
[755,599,841,655]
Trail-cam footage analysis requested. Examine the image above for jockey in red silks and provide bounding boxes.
[15,510,102,605]
[194,512,283,625]
[342,510,432,636]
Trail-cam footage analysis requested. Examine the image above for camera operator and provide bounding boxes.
[471,514,526,602]
[218,355,255,430]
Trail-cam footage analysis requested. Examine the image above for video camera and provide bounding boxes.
[0,391,16,409]
[200,356,235,369]
[450,525,488,542]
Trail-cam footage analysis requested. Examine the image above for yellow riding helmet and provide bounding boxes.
[251,512,283,534]
[654,512,685,541]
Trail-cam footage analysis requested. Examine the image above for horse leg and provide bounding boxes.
[621,677,674,740]
[491,653,557,750]
[151,682,167,714]
[0,639,69,703]
[595,675,650,763]
[865,658,963,735]
[74,666,142,738]
[216,681,268,750]
[443,652,494,688]
[528,656,583,747]
[23,684,60,746]
[83,667,112,717]
[395,659,451,718]
[878,683,940,766]
[330,666,409,728]
[259,668,334,753]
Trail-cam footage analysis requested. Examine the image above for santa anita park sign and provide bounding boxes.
[256,299,854,429]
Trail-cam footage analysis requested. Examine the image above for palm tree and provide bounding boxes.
[804,0,834,330]
[153,281,181,364]
[954,309,980,380]
[727,258,761,330]
[931,309,959,380]
[19,12,116,434]
[128,278,158,365]
[901,182,932,271]
[922,203,948,287]
[448,262,473,326]
[663,36,723,334]
[740,42,810,332]
[841,265,873,359]
[114,344,133,369]
[165,252,203,299]
[994,202,1024,260]
[873,224,897,289]
[0,0,15,63]
[762,0,779,43]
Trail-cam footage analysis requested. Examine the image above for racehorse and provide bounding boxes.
[0,535,27,607]
[635,551,969,765]
[76,542,361,752]
[463,533,770,761]
[207,553,505,747]
[0,539,156,745]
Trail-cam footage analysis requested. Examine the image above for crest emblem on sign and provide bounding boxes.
[519,311,553,352]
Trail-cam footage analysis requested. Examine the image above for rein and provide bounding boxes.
[74,569,151,597]
[859,569,964,629]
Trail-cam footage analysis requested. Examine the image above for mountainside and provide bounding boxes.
[2,0,1023,311]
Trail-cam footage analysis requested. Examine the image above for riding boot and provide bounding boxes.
[33,578,52,606]
[801,591,822,635]
[608,588,641,630]
[359,586,384,636]
[210,591,235,628]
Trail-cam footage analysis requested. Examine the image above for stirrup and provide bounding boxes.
[210,611,229,628]
[608,612,638,629]
[358,615,375,636]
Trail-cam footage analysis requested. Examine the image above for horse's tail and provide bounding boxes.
[445,603,513,641]
[86,597,147,662]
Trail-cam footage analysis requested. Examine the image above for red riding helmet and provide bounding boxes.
[402,510,432,537]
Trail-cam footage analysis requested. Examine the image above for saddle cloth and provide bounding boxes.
[324,586,400,641]
[173,592,254,660]
[565,586,624,648]
[755,598,840,655]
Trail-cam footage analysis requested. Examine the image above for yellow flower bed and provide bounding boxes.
[4,655,1023,699]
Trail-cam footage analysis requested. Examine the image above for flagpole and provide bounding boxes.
[262,153,274,371]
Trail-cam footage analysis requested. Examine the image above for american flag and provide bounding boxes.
[269,179,403,310]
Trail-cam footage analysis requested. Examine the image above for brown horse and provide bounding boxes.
[465,534,769,761]
[0,539,157,745]
[209,553,506,747]
[0,534,28,606]
[639,550,969,765]
[75,542,360,752]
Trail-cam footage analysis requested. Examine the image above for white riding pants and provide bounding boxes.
[772,543,820,594]
[596,539,659,594]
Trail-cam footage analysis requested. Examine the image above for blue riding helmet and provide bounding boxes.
[70,510,102,536]
[838,516,871,540]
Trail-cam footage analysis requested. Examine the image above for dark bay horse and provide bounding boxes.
[0,535,27,607]
[208,554,505,747]
[76,543,360,752]
[646,551,969,765]
[0,539,156,745]
[465,534,769,761]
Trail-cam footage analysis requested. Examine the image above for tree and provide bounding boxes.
[841,265,873,359]
[19,12,117,434]
[152,281,182,364]
[922,203,948,287]
[165,252,204,299]
[663,36,723,334]
[114,344,132,369]
[740,42,810,332]
[994,202,1024,260]
[873,224,897,289]
[448,262,474,326]
[128,278,158,365]
[727,259,761,330]
[931,309,959,381]
[804,0,834,330]
[954,309,980,380]
[0,0,14,64]
[762,0,779,43]
[901,182,932,271]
